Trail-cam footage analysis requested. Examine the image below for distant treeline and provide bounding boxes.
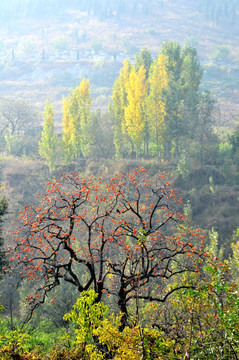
[0,0,158,21]
[0,0,237,23]
[198,0,238,24]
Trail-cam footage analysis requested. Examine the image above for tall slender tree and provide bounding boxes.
[147,54,168,162]
[181,46,203,139]
[69,79,92,159]
[39,99,57,172]
[125,65,148,158]
[61,96,74,166]
[110,59,131,157]
[160,41,184,161]
[161,41,203,162]
[77,78,92,156]
[135,48,153,78]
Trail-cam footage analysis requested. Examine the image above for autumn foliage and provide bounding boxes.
[7,168,206,324]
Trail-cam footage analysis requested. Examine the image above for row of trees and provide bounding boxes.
[0,0,155,22]
[1,1,237,24]
[198,0,238,24]
[110,43,208,161]
[39,78,91,172]
[38,43,216,170]
[72,0,153,19]
[0,43,237,174]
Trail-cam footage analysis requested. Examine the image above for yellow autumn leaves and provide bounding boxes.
[39,78,92,170]
[111,54,168,160]
[39,43,203,169]
[62,78,92,161]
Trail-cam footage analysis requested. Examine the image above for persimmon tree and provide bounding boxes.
[7,168,205,324]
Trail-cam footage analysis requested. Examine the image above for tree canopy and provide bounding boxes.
[8,168,205,326]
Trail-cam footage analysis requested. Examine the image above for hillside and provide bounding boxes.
[0,0,238,125]
[0,3,239,358]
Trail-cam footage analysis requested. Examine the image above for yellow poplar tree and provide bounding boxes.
[77,78,92,156]
[147,54,168,162]
[69,78,92,158]
[69,87,81,158]
[125,65,148,158]
[39,99,57,172]
[61,96,74,166]
[110,58,131,157]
